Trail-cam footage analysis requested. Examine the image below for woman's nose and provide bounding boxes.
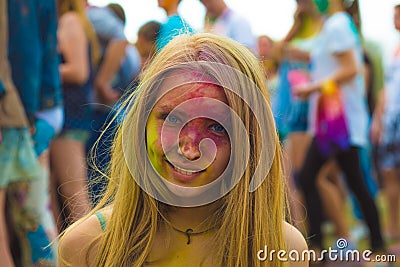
[178,132,201,161]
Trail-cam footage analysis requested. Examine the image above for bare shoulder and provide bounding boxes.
[59,11,82,28]
[58,11,85,41]
[58,211,107,266]
[283,221,309,267]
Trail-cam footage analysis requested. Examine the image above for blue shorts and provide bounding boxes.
[288,100,309,133]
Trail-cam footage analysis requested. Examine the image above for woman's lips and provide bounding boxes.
[166,160,205,182]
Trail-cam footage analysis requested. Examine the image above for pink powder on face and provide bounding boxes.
[178,69,217,85]
[178,118,229,148]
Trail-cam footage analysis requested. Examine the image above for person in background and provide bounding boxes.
[200,0,256,52]
[86,2,128,106]
[87,18,161,205]
[290,0,385,257]
[85,3,132,204]
[3,0,62,265]
[370,1,400,249]
[156,0,194,51]
[271,0,323,235]
[257,35,279,94]
[51,0,100,230]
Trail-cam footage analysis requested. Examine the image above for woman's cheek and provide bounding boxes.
[160,126,179,152]
[146,123,165,172]
[213,135,231,163]
[146,120,159,148]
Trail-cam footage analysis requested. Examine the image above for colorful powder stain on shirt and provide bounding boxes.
[315,81,350,155]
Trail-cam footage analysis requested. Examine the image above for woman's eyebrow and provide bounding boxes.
[154,105,172,113]
[155,105,186,118]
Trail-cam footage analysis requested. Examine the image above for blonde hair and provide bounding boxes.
[58,0,100,67]
[60,33,288,266]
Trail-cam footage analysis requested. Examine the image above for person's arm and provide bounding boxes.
[58,12,89,84]
[58,214,103,267]
[295,49,357,99]
[87,7,127,105]
[331,49,358,84]
[284,222,309,267]
[284,5,305,42]
[94,39,127,105]
[272,5,311,62]
[271,41,311,64]
[370,88,386,144]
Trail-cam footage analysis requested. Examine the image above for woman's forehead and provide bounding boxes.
[159,82,225,100]
[155,70,227,104]
[149,78,231,124]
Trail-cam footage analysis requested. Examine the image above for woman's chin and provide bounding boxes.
[161,176,218,199]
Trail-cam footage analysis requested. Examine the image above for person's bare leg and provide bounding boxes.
[284,142,306,232]
[36,150,59,262]
[316,160,350,239]
[0,189,15,267]
[290,133,312,173]
[381,168,400,240]
[286,132,312,233]
[48,148,63,233]
[50,138,91,224]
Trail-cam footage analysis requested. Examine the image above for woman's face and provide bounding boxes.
[157,0,176,10]
[296,0,316,15]
[146,79,231,187]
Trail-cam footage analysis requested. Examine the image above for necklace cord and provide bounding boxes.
[170,225,216,244]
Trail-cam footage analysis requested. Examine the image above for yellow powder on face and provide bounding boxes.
[146,119,163,171]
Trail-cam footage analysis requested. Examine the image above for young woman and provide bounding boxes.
[371,3,400,246]
[156,0,194,51]
[58,33,308,266]
[51,0,100,229]
[272,0,323,233]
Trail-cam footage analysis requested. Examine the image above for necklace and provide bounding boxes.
[169,225,215,245]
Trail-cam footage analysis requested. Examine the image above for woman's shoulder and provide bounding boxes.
[58,208,111,266]
[284,221,307,248]
[283,221,309,266]
[59,11,83,27]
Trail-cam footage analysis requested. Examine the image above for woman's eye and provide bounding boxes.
[166,115,180,124]
[209,124,225,133]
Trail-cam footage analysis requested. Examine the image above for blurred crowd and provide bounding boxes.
[0,0,399,266]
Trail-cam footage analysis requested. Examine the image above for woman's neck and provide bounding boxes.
[328,1,344,16]
[165,6,179,17]
[166,202,221,231]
